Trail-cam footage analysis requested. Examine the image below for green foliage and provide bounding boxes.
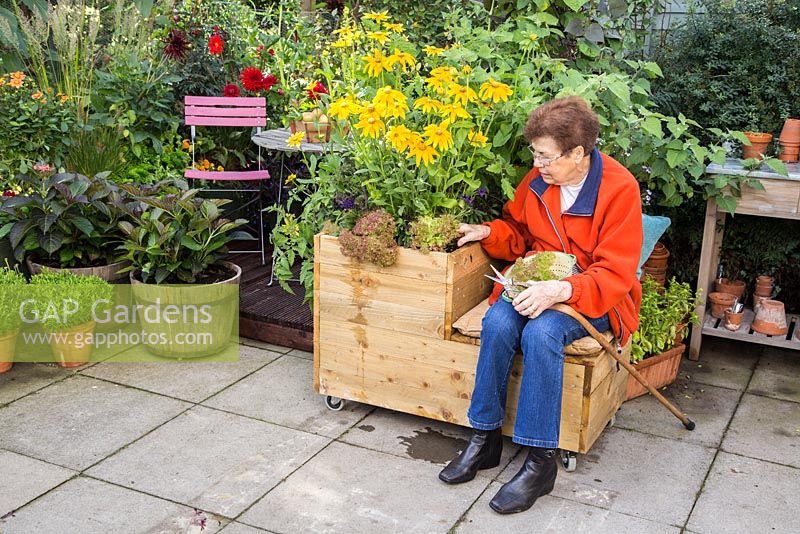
[509,252,560,283]
[89,53,181,158]
[0,72,78,178]
[409,214,460,253]
[119,141,191,185]
[28,269,112,331]
[0,265,26,336]
[653,0,800,138]
[631,277,700,362]
[116,184,253,284]
[65,126,127,178]
[0,172,130,267]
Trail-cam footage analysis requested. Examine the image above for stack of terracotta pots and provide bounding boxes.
[640,242,669,285]
[753,275,774,312]
[708,292,736,319]
[778,118,800,163]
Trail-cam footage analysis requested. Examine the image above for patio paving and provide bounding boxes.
[1,336,798,533]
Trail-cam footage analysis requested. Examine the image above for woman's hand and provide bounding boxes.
[457,223,491,247]
[512,280,573,318]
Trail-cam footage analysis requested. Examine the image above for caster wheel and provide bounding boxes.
[607,414,616,428]
[560,450,577,472]
[325,395,344,411]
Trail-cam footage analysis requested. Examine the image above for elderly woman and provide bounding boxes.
[439,96,643,514]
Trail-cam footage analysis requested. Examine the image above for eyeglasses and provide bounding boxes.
[528,145,565,167]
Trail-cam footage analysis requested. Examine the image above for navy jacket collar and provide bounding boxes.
[528,148,603,216]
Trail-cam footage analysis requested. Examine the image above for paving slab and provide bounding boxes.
[86,405,330,518]
[680,337,759,391]
[616,375,740,448]
[218,522,274,533]
[0,450,76,516]
[454,481,680,533]
[0,363,69,406]
[499,427,715,526]
[747,347,800,403]
[81,345,282,403]
[240,339,293,354]
[239,441,489,534]
[0,375,190,470]
[338,407,519,480]
[687,452,800,534]
[0,477,226,534]
[286,348,312,360]
[721,393,800,468]
[203,355,371,438]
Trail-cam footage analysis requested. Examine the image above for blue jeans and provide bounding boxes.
[467,298,610,448]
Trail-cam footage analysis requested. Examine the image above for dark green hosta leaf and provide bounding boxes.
[9,220,33,248]
[72,216,94,236]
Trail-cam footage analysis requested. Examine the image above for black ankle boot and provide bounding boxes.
[438,428,503,484]
[489,446,557,514]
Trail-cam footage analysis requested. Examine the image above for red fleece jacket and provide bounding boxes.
[481,150,643,345]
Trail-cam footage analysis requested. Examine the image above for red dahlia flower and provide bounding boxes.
[2,190,16,197]
[262,74,279,91]
[223,84,241,97]
[307,81,329,101]
[240,67,265,92]
[208,35,224,55]
[163,29,190,60]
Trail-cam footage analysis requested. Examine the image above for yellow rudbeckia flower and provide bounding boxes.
[329,97,360,120]
[413,97,443,114]
[383,22,404,33]
[366,31,390,45]
[386,125,414,152]
[362,49,392,78]
[359,103,383,122]
[388,48,415,69]
[468,129,488,147]
[408,141,438,166]
[447,83,478,106]
[423,122,454,151]
[438,103,471,122]
[373,86,406,108]
[479,78,513,103]
[363,11,390,22]
[287,132,305,147]
[423,45,445,56]
[354,116,386,138]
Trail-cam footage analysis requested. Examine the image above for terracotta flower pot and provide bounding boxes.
[714,278,745,300]
[49,321,96,368]
[751,300,788,336]
[708,292,736,319]
[753,293,770,313]
[778,141,799,163]
[779,118,800,144]
[742,132,773,160]
[724,309,744,331]
[626,344,685,401]
[0,329,18,374]
[644,242,670,270]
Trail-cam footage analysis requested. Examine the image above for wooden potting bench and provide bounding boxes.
[689,159,800,360]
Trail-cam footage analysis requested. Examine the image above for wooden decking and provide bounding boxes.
[234,252,313,352]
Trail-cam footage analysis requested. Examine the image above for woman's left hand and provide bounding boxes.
[512,280,573,318]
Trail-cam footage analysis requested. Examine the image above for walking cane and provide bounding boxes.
[551,303,696,430]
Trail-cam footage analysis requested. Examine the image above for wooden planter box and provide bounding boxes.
[625,344,685,400]
[314,234,628,453]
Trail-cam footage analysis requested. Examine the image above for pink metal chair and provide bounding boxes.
[184,96,270,264]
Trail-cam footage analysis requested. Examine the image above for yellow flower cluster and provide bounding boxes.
[287,132,305,147]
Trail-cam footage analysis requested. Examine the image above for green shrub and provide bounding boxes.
[653,0,800,138]
[632,277,700,363]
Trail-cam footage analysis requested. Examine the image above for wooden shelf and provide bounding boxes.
[701,309,800,350]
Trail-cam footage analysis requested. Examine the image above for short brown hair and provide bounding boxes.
[523,96,600,154]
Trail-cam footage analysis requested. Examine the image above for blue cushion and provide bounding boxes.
[638,215,671,277]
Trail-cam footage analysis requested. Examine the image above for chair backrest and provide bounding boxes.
[184,96,267,127]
